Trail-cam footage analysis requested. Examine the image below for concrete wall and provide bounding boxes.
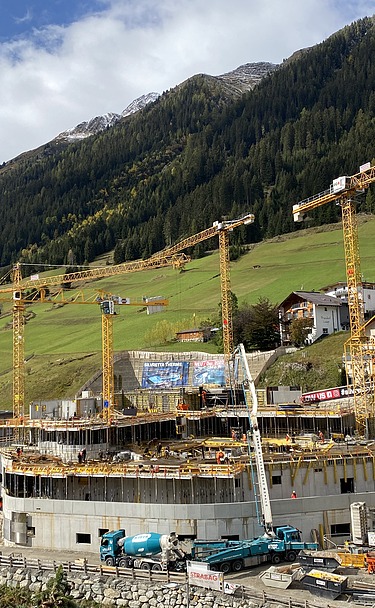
[3,490,375,553]
[3,451,375,552]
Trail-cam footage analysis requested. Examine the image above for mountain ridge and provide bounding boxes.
[53,62,277,144]
[0,16,374,271]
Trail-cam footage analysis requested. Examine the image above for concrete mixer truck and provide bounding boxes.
[100,530,187,571]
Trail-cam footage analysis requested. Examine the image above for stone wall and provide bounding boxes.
[0,566,266,607]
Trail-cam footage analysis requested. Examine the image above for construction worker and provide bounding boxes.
[216,449,225,465]
[291,490,297,499]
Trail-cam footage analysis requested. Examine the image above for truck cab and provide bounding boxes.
[275,526,302,542]
[100,529,125,566]
[267,526,318,564]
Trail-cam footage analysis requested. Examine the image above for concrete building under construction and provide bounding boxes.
[1,349,375,554]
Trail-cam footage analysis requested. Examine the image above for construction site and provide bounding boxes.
[1,163,375,590]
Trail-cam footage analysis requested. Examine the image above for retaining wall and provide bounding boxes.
[0,566,266,607]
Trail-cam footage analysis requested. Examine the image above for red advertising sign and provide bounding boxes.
[301,385,353,404]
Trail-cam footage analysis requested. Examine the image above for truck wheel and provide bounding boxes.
[232,559,244,572]
[141,563,151,570]
[219,562,231,574]
[286,551,297,562]
[118,557,128,567]
[151,563,162,571]
[105,556,115,566]
[271,553,281,565]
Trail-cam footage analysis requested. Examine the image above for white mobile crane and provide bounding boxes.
[232,343,274,537]
[189,345,317,573]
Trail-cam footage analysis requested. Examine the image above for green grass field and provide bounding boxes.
[0,214,374,408]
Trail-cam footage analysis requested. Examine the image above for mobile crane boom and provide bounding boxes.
[233,343,273,536]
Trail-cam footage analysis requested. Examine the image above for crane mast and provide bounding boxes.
[12,265,25,427]
[219,230,233,355]
[151,213,255,356]
[232,343,274,536]
[101,300,115,424]
[292,163,375,436]
[97,295,168,422]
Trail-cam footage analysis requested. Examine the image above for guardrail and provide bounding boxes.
[0,553,186,583]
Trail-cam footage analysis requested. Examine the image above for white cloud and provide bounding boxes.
[0,0,372,162]
[14,9,33,25]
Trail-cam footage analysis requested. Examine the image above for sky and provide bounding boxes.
[0,0,374,163]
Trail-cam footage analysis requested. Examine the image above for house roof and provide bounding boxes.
[279,291,342,310]
[176,328,205,335]
[321,281,375,291]
[319,282,347,291]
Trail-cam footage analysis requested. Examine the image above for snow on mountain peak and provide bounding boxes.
[55,93,160,143]
[121,92,160,118]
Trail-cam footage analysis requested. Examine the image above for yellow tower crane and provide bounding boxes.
[150,213,255,355]
[292,162,375,436]
[1,254,187,425]
[3,211,254,425]
[97,294,168,423]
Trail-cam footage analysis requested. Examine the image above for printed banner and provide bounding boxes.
[141,361,189,388]
[301,385,353,403]
[192,360,225,386]
[187,562,223,591]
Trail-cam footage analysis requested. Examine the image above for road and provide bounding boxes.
[0,522,374,608]
[1,542,372,607]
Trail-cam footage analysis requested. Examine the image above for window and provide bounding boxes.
[222,535,239,541]
[98,528,109,537]
[234,479,241,488]
[331,523,350,537]
[27,526,35,537]
[272,475,282,485]
[340,477,354,494]
[322,328,329,334]
[76,533,91,544]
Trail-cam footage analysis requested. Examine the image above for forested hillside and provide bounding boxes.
[0,16,374,272]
